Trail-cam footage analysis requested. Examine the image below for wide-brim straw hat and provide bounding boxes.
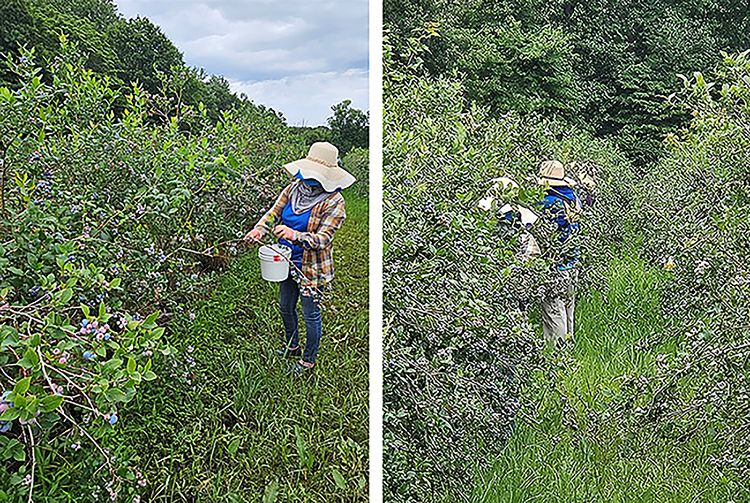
[283,142,356,192]
[537,160,577,187]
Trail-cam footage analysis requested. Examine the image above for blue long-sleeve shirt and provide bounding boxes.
[541,186,580,270]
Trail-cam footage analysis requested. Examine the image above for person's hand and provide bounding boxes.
[243,228,263,244]
[273,225,296,241]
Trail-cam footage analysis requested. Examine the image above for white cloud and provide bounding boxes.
[230,68,368,126]
[113,0,368,125]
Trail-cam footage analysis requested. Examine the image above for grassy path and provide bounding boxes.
[119,194,369,502]
[477,257,749,502]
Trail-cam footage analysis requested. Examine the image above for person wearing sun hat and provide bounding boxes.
[537,160,582,348]
[244,142,355,375]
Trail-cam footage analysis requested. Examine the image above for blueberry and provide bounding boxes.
[108,414,118,425]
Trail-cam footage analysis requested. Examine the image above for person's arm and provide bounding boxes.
[249,185,291,240]
[295,194,346,250]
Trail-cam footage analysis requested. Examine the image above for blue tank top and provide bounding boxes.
[279,202,311,268]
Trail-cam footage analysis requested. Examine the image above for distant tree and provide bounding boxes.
[1,0,119,84]
[0,1,280,126]
[327,100,369,154]
[31,0,119,32]
[0,0,40,84]
[385,0,750,166]
[29,0,119,76]
[192,74,242,121]
[445,21,578,115]
[291,125,333,146]
[106,16,183,94]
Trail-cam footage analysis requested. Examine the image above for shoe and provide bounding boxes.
[288,360,315,376]
[276,346,301,358]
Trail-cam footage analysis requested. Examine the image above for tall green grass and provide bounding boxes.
[476,257,748,503]
[117,194,369,502]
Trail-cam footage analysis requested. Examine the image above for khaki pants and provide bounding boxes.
[542,269,577,344]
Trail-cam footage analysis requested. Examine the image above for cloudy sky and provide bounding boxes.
[115,0,369,125]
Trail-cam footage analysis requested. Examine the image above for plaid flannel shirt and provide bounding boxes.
[253,181,346,293]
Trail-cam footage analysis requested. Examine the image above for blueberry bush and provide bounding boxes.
[342,147,369,197]
[606,51,750,481]
[0,38,308,501]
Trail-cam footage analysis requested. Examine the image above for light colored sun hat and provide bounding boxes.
[283,142,356,192]
[537,160,577,187]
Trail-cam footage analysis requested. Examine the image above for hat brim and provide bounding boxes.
[283,158,356,192]
[537,176,577,187]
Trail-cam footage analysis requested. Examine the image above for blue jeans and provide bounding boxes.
[278,275,323,364]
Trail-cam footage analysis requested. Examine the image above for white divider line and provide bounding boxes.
[369,0,384,500]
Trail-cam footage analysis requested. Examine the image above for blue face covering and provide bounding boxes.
[295,171,321,186]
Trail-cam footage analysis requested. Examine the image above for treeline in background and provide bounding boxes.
[385,0,750,165]
[1,0,369,163]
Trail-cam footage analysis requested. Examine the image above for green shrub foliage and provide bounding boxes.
[342,147,369,197]
[0,41,303,501]
[599,52,750,480]
[385,6,750,501]
[382,37,627,501]
[0,0,245,125]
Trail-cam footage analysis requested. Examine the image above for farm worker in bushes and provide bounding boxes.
[537,160,582,347]
[244,142,355,375]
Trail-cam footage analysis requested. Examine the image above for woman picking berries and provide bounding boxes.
[244,142,355,375]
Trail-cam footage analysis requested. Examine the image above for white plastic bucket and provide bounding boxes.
[258,244,292,282]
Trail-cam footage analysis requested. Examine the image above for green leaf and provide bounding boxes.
[142,370,157,381]
[81,304,91,317]
[98,302,106,319]
[332,469,347,490]
[103,358,123,372]
[0,408,20,421]
[110,278,122,289]
[40,395,63,412]
[13,395,27,409]
[59,288,73,304]
[19,348,39,369]
[105,388,127,402]
[227,437,240,455]
[144,311,160,328]
[127,357,136,373]
[227,152,239,170]
[13,377,31,395]
[262,482,279,503]
[0,326,19,349]
[10,439,26,462]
